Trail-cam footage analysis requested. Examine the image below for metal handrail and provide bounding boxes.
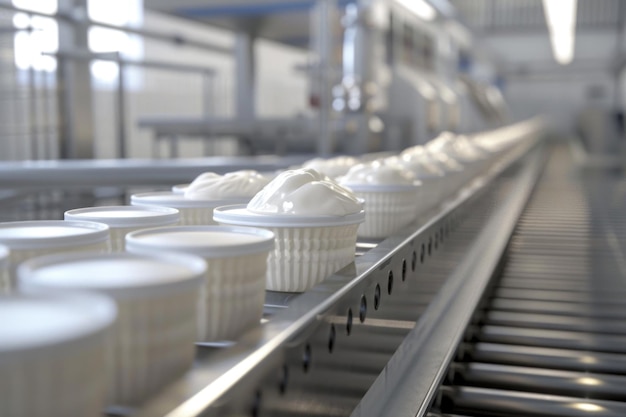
[41,49,219,159]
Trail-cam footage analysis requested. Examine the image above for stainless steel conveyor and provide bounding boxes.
[1,119,566,417]
[432,146,626,417]
[123,121,546,417]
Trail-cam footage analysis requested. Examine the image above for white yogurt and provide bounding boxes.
[302,156,359,178]
[184,170,270,200]
[340,161,418,189]
[247,168,363,216]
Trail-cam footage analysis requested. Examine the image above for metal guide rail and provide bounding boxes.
[430,145,626,417]
[118,138,547,416]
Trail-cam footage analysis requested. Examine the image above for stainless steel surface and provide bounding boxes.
[0,121,545,416]
[451,362,626,401]
[436,144,626,417]
[121,126,544,416]
[352,135,545,417]
[465,343,626,375]
[0,155,307,188]
[440,386,626,417]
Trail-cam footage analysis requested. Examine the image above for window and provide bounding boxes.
[12,0,58,72]
[88,0,143,87]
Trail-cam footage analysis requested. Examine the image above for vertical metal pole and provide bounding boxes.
[57,0,94,159]
[202,71,214,156]
[313,0,335,156]
[235,31,255,122]
[27,63,37,159]
[116,57,127,158]
[42,68,54,159]
[203,71,214,118]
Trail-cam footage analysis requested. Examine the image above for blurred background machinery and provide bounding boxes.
[0,0,517,162]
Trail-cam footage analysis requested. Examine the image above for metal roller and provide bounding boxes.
[464,343,626,375]
[439,386,626,417]
[436,145,626,416]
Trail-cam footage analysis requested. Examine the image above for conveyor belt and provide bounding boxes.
[435,146,626,416]
[0,119,547,416]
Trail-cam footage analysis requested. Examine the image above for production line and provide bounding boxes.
[3,117,626,417]
[1,0,623,416]
[0,118,559,417]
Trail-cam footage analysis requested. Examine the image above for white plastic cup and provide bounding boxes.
[0,292,116,417]
[130,191,246,226]
[213,205,365,293]
[0,220,110,292]
[342,184,420,238]
[18,251,206,406]
[126,225,274,342]
[64,205,179,252]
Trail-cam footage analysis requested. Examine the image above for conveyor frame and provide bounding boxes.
[128,125,546,417]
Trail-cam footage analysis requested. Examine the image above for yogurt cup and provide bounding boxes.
[214,206,364,292]
[0,220,110,291]
[18,251,205,406]
[125,226,274,342]
[65,206,179,252]
[340,163,421,238]
[130,191,245,226]
[214,168,365,293]
[0,292,116,417]
[385,155,445,216]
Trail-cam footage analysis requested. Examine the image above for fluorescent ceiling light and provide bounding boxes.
[542,0,577,65]
[396,0,437,21]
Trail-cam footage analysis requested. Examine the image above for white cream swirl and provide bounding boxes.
[247,168,362,216]
[302,156,359,178]
[184,170,270,200]
[340,161,417,186]
[385,155,445,179]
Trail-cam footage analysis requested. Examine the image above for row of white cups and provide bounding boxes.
[0,124,537,416]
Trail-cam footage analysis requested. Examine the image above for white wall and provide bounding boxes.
[483,29,620,134]
[92,10,309,159]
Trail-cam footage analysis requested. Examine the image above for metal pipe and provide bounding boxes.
[45,50,217,75]
[116,57,126,158]
[440,386,626,417]
[467,342,626,375]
